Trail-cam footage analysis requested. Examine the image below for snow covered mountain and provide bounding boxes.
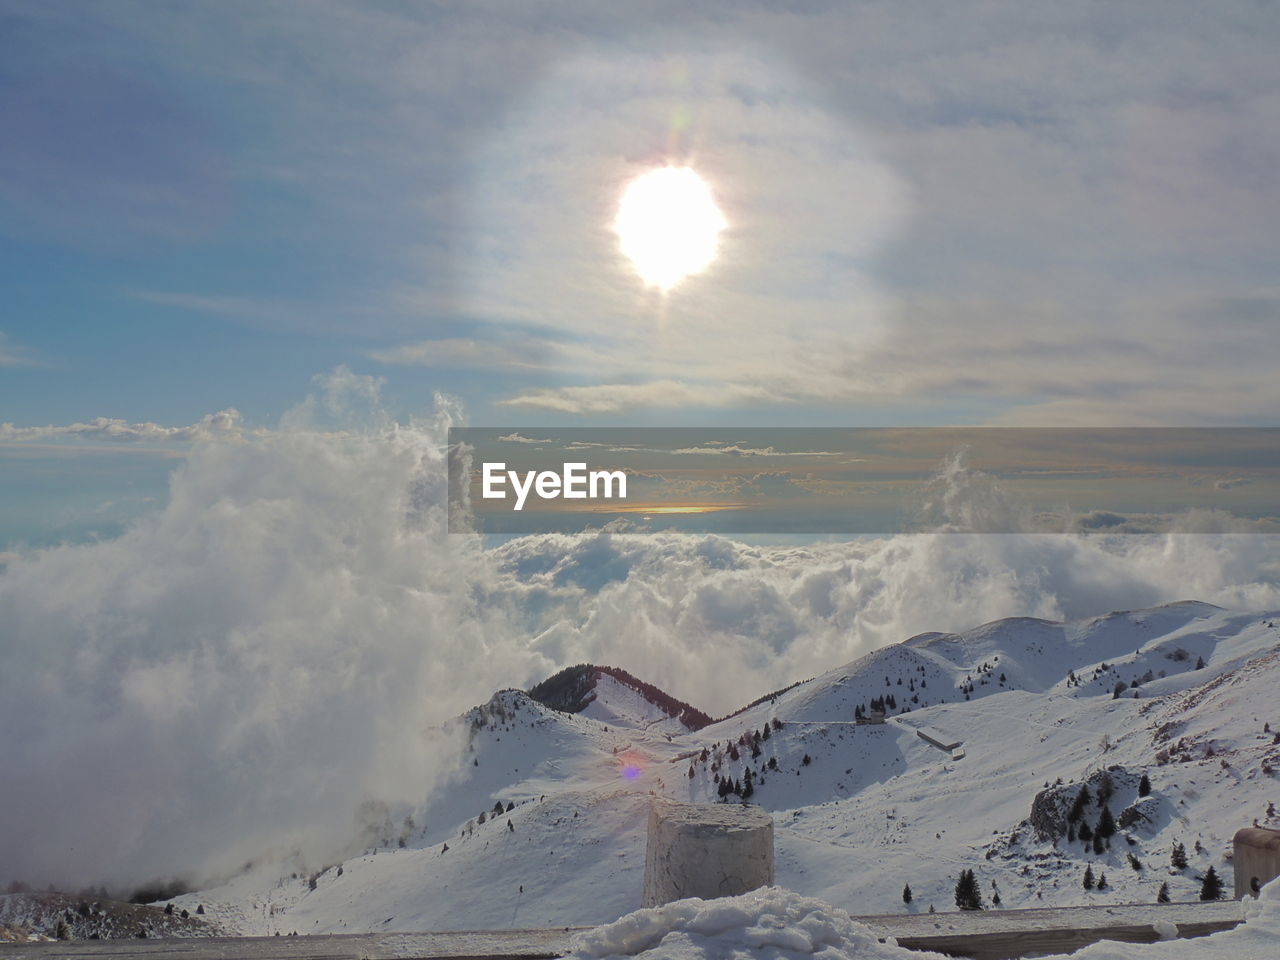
[528,664,713,735]
[170,601,1280,936]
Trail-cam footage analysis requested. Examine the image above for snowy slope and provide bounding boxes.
[171,602,1280,935]
[529,665,712,735]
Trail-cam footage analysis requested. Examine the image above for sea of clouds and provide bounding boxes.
[2,375,1278,893]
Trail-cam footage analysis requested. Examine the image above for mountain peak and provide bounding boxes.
[527,664,712,732]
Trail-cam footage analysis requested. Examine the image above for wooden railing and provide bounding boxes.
[0,899,1246,960]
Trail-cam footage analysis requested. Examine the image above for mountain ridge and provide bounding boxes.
[150,600,1280,936]
[527,663,714,732]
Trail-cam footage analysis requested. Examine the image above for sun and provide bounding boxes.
[614,166,726,292]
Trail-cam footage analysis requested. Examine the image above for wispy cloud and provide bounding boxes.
[0,331,38,368]
[7,3,1273,420]
[0,410,244,444]
[499,380,783,415]
[667,444,842,458]
[369,337,553,371]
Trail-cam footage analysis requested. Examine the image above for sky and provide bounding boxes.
[4,2,1279,429]
[2,0,1280,892]
[4,1,1280,546]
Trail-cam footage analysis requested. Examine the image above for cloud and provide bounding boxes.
[500,380,783,415]
[3,384,1280,893]
[0,331,38,367]
[368,337,555,371]
[10,4,1277,420]
[0,410,245,444]
[1215,477,1254,491]
[393,9,1277,422]
[666,445,842,458]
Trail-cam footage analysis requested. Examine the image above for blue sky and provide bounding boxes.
[3,1,1279,546]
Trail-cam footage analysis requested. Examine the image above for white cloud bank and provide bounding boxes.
[1,386,1278,891]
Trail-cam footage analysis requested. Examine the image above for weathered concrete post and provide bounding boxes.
[1234,826,1280,899]
[642,800,774,907]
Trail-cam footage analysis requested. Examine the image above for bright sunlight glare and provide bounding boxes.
[614,166,726,292]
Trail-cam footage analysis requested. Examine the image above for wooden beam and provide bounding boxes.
[860,900,1243,960]
[0,901,1245,960]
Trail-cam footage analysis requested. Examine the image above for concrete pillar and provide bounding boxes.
[1233,827,1280,899]
[642,800,774,907]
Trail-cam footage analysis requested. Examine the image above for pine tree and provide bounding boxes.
[742,769,755,799]
[1097,805,1116,838]
[1083,865,1095,890]
[1068,786,1091,823]
[1196,656,1206,669]
[1093,831,1106,856]
[1079,820,1094,842]
[902,884,913,905]
[1157,882,1170,904]
[1200,866,1223,901]
[802,754,812,766]
[1171,842,1188,870]
[1097,772,1115,804]
[954,870,983,910]
[1138,773,1151,797]
[1097,872,1108,890]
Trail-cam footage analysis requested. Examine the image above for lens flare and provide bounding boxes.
[614,166,726,292]
[616,748,648,781]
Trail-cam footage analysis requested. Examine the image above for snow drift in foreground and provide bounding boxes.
[565,887,944,960]
[566,881,1279,960]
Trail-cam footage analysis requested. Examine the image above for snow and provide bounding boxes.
[1045,874,1280,959]
[565,880,1280,960]
[581,674,695,736]
[565,887,945,960]
[169,602,1280,938]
